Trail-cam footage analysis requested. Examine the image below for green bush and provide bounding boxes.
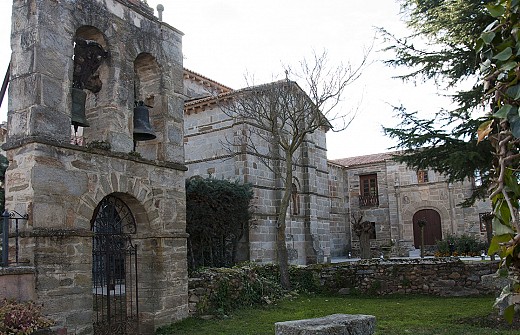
[0,299,54,335]
[289,266,321,293]
[194,264,285,315]
[436,234,487,257]
[186,177,254,272]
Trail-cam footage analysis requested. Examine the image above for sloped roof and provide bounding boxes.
[183,68,233,94]
[331,151,398,167]
[183,77,332,130]
[184,79,297,112]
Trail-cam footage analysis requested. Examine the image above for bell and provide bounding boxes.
[71,88,89,128]
[133,101,156,141]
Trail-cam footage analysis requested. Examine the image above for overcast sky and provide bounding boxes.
[0,1,458,159]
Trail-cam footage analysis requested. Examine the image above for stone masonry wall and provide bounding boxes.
[184,91,332,265]
[341,157,491,257]
[311,259,498,296]
[5,142,189,333]
[187,259,499,315]
[5,0,187,333]
[328,163,349,257]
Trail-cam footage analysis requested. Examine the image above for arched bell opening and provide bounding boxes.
[133,53,161,159]
[71,26,109,146]
[91,194,139,334]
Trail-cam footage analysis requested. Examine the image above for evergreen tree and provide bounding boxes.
[380,0,495,205]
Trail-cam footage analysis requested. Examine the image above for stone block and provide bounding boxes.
[0,268,36,301]
[9,74,41,112]
[41,76,65,110]
[33,165,88,197]
[275,314,376,335]
[28,106,71,141]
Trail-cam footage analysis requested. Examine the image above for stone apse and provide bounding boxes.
[3,0,187,333]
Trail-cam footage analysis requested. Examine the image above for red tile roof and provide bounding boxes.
[331,152,398,167]
[184,68,233,93]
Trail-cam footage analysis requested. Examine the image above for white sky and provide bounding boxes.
[0,0,457,159]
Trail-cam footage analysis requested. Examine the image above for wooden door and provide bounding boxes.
[413,209,442,248]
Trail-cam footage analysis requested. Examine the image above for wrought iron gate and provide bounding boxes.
[92,195,138,334]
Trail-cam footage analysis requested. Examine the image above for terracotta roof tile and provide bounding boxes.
[184,80,298,110]
[183,68,233,93]
[331,151,398,167]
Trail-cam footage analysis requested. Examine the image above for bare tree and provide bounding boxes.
[351,213,374,260]
[219,50,369,289]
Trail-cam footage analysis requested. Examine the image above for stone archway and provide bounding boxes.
[413,209,442,248]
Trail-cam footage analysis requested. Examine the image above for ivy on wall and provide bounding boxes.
[186,177,254,272]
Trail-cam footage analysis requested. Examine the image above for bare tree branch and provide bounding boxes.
[213,51,370,287]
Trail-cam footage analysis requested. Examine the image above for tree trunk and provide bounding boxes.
[274,149,294,290]
[359,232,371,259]
[420,226,425,258]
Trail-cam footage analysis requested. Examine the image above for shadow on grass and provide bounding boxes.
[157,295,519,335]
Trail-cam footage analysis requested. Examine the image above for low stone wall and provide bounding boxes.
[304,258,498,296]
[188,258,499,315]
[0,266,36,301]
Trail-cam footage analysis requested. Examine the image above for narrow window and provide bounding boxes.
[417,170,429,183]
[291,183,300,215]
[369,222,376,240]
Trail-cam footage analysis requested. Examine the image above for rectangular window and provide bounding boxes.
[359,174,378,207]
[417,170,429,183]
[369,222,376,240]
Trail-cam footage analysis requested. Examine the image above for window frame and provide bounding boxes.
[359,174,379,207]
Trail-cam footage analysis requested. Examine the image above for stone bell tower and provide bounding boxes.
[4,0,187,333]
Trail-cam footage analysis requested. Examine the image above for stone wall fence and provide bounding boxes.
[188,258,500,316]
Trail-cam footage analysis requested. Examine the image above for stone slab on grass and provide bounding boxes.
[275,314,376,335]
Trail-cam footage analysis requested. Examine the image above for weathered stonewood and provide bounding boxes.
[274,314,376,335]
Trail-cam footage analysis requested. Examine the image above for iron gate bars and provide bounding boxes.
[92,195,138,335]
[1,210,28,266]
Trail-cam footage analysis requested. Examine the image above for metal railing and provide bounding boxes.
[359,194,379,208]
[1,210,28,267]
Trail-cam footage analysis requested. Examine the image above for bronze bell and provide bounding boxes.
[71,87,89,128]
[133,101,156,141]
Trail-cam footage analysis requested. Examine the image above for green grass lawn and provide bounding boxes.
[156,295,518,335]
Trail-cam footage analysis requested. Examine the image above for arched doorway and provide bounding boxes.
[92,195,138,334]
[413,209,442,248]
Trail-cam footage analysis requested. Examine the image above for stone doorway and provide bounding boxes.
[92,195,139,334]
[413,209,442,248]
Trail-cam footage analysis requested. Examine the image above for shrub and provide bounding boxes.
[193,264,285,315]
[435,234,487,257]
[186,177,254,272]
[0,299,54,335]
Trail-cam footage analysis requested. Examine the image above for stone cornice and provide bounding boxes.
[0,266,35,275]
[3,136,188,172]
[20,229,188,240]
[113,0,184,36]
[27,228,94,238]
